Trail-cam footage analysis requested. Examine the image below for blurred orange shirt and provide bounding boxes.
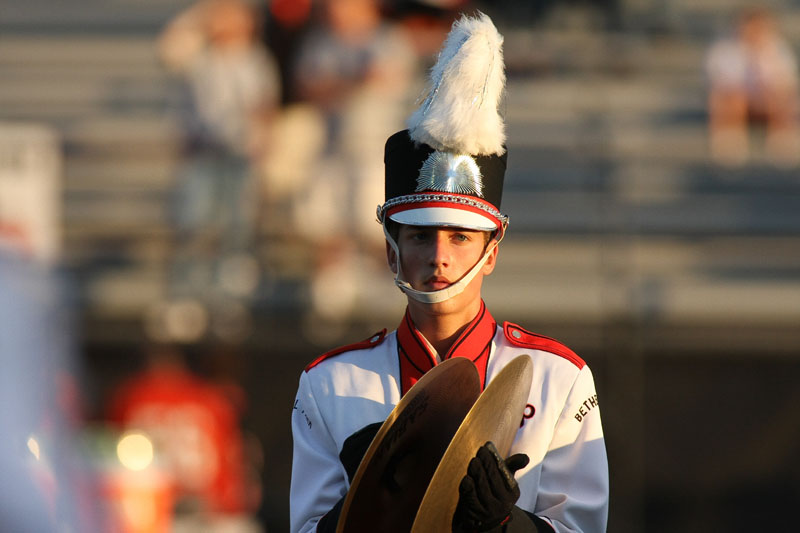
[107,364,252,514]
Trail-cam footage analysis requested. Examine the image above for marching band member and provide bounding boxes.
[290,12,608,532]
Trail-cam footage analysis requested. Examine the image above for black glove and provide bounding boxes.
[453,441,530,532]
[316,496,344,533]
[318,422,383,533]
[339,421,383,483]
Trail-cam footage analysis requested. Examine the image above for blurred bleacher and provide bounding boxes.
[492,17,800,354]
[5,0,798,352]
[0,0,188,326]
[3,2,800,532]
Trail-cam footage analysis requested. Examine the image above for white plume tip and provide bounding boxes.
[407,12,506,156]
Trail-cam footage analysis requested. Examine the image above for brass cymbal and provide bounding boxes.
[411,355,533,533]
[337,357,481,533]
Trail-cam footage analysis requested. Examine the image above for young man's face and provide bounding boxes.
[388,224,497,312]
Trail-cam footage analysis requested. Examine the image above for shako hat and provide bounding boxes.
[378,11,508,234]
[378,12,509,304]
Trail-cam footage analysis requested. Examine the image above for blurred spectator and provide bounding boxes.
[387,0,460,64]
[107,344,262,532]
[262,0,314,106]
[158,0,281,338]
[0,247,104,532]
[286,0,417,321]
[706,7,800,166]
[1,123,104,531]
[290,0,416,243]
[256,0,324,215]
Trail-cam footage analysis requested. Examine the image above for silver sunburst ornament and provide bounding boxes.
[416,151,484,197]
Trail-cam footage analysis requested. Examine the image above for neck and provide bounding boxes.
[407,297,483,356]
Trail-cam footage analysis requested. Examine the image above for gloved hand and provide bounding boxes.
[316,496,344,533]
[318,422,384,533]
[452,441,530,532]
[339,421,383,483]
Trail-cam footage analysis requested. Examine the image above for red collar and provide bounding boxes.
[396,301,496,395]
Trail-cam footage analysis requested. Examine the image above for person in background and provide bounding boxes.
[107,343,262,532]
[261,0,314,107]
[288,0,417,323]
[157,0,281,339]
[0,244,103,531]
[706,7,800,166]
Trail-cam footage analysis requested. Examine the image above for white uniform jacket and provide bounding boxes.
[291,302,609,532]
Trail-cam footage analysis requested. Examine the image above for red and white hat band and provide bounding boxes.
[380,193,507,231]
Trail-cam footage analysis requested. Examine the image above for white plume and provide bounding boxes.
[407,12,506,156]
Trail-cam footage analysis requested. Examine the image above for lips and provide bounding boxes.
[425,276,452,291]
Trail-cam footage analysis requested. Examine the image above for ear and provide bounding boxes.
[386,240,398,274]
[481,242,499,276]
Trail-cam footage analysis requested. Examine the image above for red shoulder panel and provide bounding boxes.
[503,322,585,369]
[305,329,388,372]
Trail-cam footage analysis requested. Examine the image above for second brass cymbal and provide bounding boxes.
[411,355,533,533]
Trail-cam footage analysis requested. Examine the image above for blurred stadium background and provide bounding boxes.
[1,0,799,531]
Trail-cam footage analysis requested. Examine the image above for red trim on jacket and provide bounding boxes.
[397,301,496,395]
[304,329,388,372]
[503,322,585,369]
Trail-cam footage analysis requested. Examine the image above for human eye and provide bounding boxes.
[407,229,430,242]
[451,232,471,243]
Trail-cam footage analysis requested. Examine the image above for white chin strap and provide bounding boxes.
[383,222,505,304]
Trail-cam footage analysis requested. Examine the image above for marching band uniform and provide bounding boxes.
[291,304,608,532]
[290,12,608,532]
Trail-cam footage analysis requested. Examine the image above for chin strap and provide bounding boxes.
[383,222,506,304]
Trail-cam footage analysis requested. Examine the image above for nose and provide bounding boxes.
[429,231,451,268]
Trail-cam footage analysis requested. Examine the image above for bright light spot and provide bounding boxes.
[117,432,154,471]
[26,436,41,461]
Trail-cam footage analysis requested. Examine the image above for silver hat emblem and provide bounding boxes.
[416,151,484,197]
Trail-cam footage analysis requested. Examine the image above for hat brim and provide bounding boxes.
[388,206,498,232]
